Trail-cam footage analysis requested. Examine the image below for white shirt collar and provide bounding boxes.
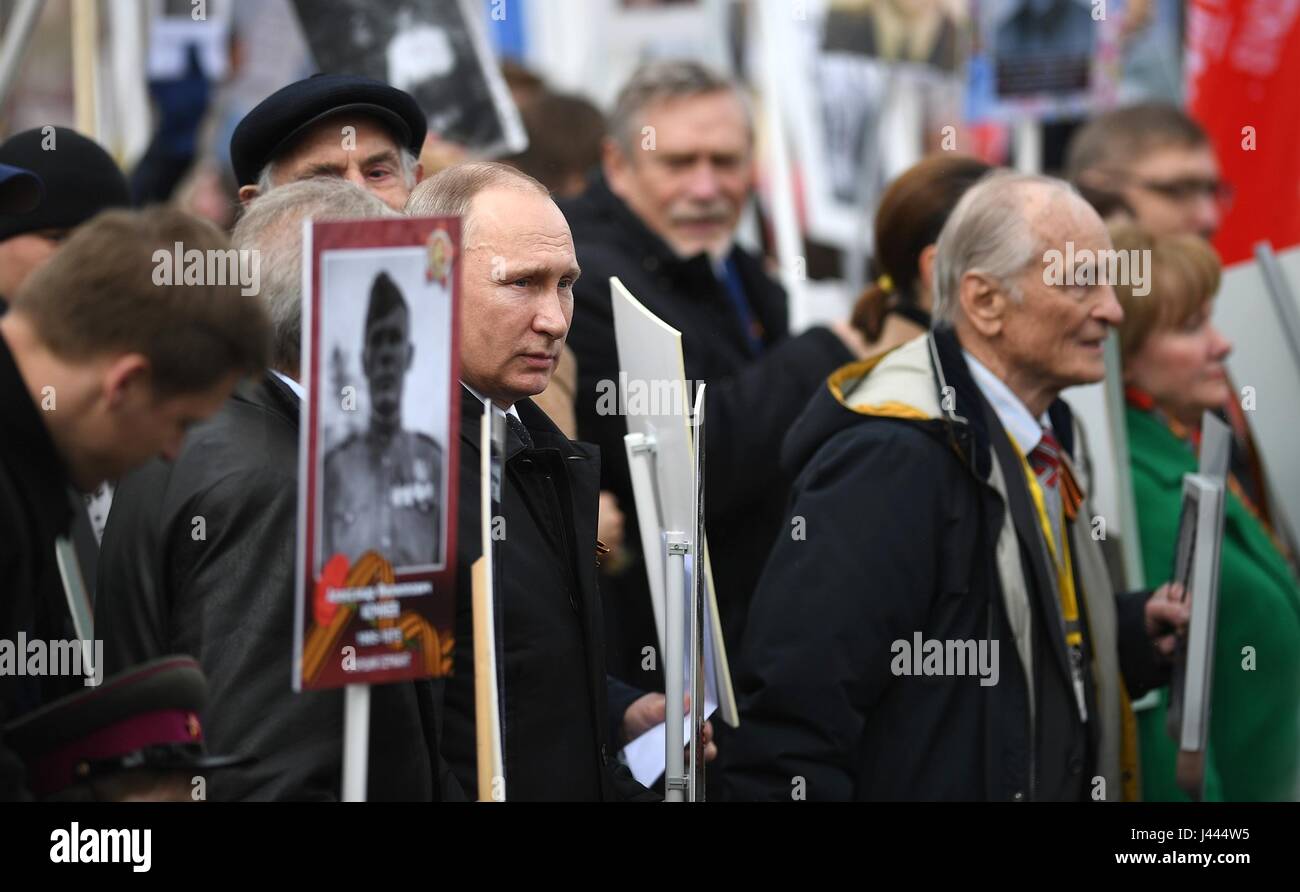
[461,381,521,422]
[271,370,305,402]
[961,350,1051,455]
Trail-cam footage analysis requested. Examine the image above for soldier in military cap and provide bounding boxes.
[323,270,444,568]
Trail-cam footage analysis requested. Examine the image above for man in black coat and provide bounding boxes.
[1,206,270,801]
[0,130,135,605]
[407,162,655,801]
[560,61,869,690]
[726,172,1189,801]
[95,181,460,801]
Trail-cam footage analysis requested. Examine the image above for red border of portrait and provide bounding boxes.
[294,216,461,691]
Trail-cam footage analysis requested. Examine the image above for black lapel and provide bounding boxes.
[729,246,788,346]
[517,398,608,760]
[928,326,992,481]
[516,397,602,616]
[983,398,1074,689]
[252,370,301,428]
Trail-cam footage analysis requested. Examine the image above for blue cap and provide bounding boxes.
[0,162,43,214]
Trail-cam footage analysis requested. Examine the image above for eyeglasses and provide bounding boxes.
[1129,176,1235,207]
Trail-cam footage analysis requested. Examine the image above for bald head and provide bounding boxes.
[936,171,1123,416]
[404,161,550,245]
[411,164,578,407]
[933,172,1101,324]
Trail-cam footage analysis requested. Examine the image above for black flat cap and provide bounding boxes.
[230,73,427,186]
[0,128,128,241]
[4,655,249,797]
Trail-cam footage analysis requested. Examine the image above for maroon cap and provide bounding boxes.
[4,655,248,797]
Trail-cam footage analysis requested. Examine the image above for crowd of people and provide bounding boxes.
[1,54,1296,802]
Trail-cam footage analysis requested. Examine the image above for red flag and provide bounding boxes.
[1186,0,1300,265]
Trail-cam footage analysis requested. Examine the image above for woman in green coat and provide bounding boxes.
[1111,224,1300,801]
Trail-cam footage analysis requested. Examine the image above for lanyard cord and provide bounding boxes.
[1007,429,1089,723]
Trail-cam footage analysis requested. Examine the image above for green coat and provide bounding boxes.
[1127,406,1300,801]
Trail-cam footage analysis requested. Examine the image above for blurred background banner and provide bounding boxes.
[1186,0,1300,266]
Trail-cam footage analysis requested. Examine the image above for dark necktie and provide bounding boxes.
[506,413,533,451]
[720,257,764,356]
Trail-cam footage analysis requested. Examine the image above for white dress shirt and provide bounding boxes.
[461,381,522,423]
[963,350,1064,554]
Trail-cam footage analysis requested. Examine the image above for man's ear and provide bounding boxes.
[917,244,939,311]
[1075,167,1125,196]
[238,184,261,206]
[602,136,631,197]
[958,271,1008,338]
[412,161,425,186]
[102,353,152,407]
[404,342,414,371]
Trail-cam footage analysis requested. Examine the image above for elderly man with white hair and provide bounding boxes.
[726,170,1189,802]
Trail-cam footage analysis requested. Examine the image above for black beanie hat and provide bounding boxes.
[0,127,130,242]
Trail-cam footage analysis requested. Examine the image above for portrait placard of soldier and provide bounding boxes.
[321,268,445,570]
[295,218,460,690]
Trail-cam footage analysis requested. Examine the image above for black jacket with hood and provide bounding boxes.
[725,327,1167,801]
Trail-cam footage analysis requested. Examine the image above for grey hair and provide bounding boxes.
[932,170,1085,325]
[607,60,753,156]
[231,179,397,373]
[404,161,550,244]
[254,147,420,197]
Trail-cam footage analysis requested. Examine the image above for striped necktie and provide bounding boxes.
[1029,429,1063,490]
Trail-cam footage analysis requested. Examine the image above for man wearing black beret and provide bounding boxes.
[0,128,130,314]
[231,73,427,211]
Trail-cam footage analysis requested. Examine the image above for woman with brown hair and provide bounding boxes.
[850,153,991,354]
[1111,223,1300,801]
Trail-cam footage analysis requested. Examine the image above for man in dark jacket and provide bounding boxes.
[95,181,460,801]
[726,172,1189,801]
[560,61,869,689]
[0,129,134,594]
[407,162,655,801]
[1,207,270,801]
